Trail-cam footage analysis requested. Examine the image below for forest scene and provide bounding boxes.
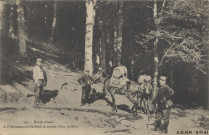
[0,0,208,135]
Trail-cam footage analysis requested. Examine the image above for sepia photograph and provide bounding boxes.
[0,0,208,134]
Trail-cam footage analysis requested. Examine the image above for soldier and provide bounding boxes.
[92,67,104,84]
[33,58,47,108]
[153,76,174,134]
[77,70,94,106]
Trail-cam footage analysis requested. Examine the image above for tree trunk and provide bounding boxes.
[100,25,107,73]
[74,4,81,49]
[106,27,114,75]
[50,0,57,41]
[116,2,123,67]
[44,3,48,25]
[84,0,96,76]
[130,60,135,80]
[153,0,159,98]
[97,7,107,73]
[9,5,17,39]
[0,2,5,84]
[16,0,26,56]
[113,26,117,67]
[0,2,9,84]
[44,3,49,39]
[170,65,174,87]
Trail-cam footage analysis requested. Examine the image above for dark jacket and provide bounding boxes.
[156,84,174,100]
[154,84,174,109]
[42,67,47,87]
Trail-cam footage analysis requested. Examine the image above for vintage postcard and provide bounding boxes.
[0,0,208,135]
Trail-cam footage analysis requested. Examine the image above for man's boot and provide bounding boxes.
[86,85,91,104]
[154,119,160,131]
[81,87,86,106]
[164,120,169,134]
[160,119,165,133]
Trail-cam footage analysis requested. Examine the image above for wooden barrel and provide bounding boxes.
[145,75,151,82]
[112,66,127,78]
[138,75,146,84]
[138,75,151,84]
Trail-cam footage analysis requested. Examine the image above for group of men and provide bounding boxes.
[32,58,103,107]
[32,58,174,134]
[76,67,174,134]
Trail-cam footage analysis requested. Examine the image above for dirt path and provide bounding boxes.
[0,62,208,135]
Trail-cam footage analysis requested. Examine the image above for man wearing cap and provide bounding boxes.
[92,67,104,84]
[33,58,47,108]
[153,76,174,134]
[77,70,94,106]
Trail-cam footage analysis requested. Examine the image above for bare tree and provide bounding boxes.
[153,0,159,98]
[84,0,96,75]
[136,0,209,100]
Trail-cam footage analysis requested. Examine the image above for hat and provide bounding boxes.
[36,58,42,62]
[159,76,167,81]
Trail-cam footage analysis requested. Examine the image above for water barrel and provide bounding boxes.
[138,75,147,84]
[112,66,127,78]
[138,75,151,84]
[145,75,151,82]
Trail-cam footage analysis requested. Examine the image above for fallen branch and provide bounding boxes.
[60,82,80,90]
[27,46,59,58]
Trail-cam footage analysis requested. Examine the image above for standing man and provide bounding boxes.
[33,58,47,108]
[153,76,174,134]
[77,70,94,106]
[92,67,104,84]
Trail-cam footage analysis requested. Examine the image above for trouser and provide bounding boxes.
[154,108,170,133]
[34,79,44,106]
[81,85,91,104]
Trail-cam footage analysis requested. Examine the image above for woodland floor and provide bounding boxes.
[0,45,209,135]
